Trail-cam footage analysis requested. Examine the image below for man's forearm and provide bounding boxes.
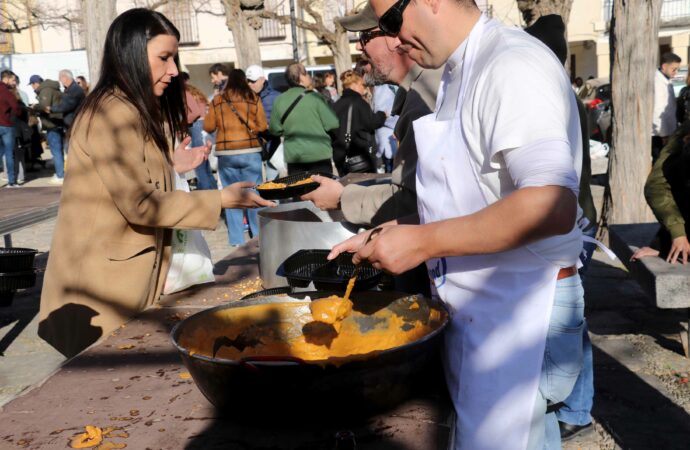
[421,186,577,259]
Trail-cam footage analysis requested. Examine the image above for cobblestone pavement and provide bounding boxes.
[2,170,690,448]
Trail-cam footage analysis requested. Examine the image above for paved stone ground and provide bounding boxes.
[2,160,690,449]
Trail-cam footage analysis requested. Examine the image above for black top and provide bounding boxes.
[331,89,386,173]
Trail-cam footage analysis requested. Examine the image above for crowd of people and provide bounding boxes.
[0,69,88,187]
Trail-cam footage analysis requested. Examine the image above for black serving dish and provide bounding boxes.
[278,249,381,291]
[0,248,38,273]
[256,171,338,200]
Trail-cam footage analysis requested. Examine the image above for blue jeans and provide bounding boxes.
[529,274,585,450]
[217,152,262,246]
[556,227,598,427]
[188,121,217,190]
[46,128,64,179]
[0,126,16,185]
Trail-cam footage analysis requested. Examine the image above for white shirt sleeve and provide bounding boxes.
[502,139,580,196]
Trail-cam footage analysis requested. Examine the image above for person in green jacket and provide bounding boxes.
[632,122,690,264]
[269,63,339,175]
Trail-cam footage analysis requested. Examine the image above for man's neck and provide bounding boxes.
[443,7,481,62]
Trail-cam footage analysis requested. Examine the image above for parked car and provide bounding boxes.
[672,66,688,97]
[580,78,612,144]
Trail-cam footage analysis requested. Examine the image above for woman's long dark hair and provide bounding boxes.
[222,69,258,103]
[77,8,186,155]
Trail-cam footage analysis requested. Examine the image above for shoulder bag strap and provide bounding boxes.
[225,98,257,137]
[345,104,353,152]
[280,91,308,124]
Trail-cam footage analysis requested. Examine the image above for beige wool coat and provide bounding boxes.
[38,92,221,358]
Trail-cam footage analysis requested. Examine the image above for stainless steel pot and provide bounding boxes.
[258,201,360,288]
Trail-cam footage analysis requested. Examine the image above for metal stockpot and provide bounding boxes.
[258,201,360,288]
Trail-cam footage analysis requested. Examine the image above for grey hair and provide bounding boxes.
[59,69,74,80]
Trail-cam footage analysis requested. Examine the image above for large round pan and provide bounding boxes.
[170,290,449,417]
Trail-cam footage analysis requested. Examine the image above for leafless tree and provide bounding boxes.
[0,0,79,34]
[602,0,663,225]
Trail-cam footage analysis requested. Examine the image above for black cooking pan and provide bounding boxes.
[170,290,449,417]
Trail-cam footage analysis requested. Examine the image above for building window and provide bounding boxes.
[166,0,199,45]
[603,0,690,24]
[259,0,286,41]
[660,0,690,23]
[69,21,85,51]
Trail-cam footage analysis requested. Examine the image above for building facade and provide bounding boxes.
[0,0,688,95]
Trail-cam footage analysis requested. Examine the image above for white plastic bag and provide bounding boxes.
[163,172,215,294]
[589,139,610,159]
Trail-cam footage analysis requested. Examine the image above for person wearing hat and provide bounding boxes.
[302,0,441,295]
[30,74,65,184]
[330,1,585,448]
[246,64,281,169]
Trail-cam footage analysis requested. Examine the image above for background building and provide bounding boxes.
[0,0,688,99]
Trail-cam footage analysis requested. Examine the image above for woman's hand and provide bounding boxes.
[667,236,690,265]
[173,136,211,174]
[221,181,275,209]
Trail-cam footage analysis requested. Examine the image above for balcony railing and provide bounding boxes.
[603,0,690,24]
[166,1,199,45]
[259,17,286,41]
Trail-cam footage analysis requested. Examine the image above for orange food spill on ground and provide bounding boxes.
[69,426,103,448]
[179,372,192,379]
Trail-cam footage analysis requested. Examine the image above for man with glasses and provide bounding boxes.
[330,1,585,449]
[302,1,441,295]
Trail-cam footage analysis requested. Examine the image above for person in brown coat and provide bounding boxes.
[38,9,274,358]
[204,68,267,246]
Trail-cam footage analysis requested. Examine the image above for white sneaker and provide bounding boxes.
[49,175,64,185]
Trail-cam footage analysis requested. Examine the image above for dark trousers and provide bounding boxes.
[651,135,665,165]
[287,159,333,176]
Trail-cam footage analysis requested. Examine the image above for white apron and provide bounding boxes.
[414,17,560,450]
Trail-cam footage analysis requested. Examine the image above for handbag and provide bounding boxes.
[343,104,375,174]
[223,99,272,161]
[163,172,215,295]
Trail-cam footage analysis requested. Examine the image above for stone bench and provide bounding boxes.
[609,223,690,356]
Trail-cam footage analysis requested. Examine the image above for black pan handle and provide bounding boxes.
[239,355,307,372]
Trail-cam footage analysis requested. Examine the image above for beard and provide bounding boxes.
[363,65,391,86]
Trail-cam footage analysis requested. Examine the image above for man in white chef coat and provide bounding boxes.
[330,1,585,449]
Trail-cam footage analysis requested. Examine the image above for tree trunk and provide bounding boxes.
[329,24,351,89]
[516,0,573,26]
[222,0,263,69]
[603,0,662,225]
[82,0,116,86]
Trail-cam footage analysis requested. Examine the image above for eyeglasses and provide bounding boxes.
[378,0,411,36]
[359,29,387,47]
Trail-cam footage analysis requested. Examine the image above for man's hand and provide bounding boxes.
[221,181,276,209]
[173,136,210,174]
[630,246,660,261]
[330,225,428,275]
[667,236,690,265]
[300,175,344,210]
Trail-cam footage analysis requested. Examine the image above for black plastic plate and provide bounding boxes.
[257,171,338,200]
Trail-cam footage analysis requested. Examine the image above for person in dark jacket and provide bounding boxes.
[0,72,20,187]
[30,75,65,183]
[48,70,86,131]
[331,69,386,174]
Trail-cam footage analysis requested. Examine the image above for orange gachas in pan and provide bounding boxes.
[170,290,449,414]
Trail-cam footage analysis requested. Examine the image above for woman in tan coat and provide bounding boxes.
[38,8,273,358]
[204,69,267,246]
